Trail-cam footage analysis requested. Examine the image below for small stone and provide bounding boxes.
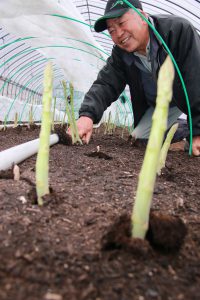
[13,164,20,180]
[176,197,184,208]
[168,265,176,276]
[44,292,63,300]
[148,271,153,277]
[84,265,90,271]
[18,196,27,204]
[22,217,32,226]
[23,254,34,262]
[177,294,184,300]
[15,250,22,258]
[5,283,12,290]
[34,246,39,252]
[146,289,158,298]
[63,264,68,269]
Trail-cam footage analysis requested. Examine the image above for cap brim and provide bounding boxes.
[94,8,129,32]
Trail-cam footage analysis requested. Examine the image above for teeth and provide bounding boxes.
[121,37,129,44]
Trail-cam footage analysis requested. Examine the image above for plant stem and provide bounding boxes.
[69,83,82,144]
[62,81,82,144]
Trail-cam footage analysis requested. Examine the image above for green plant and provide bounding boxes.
[104,111,112,135]
[29,105,34,126]
[35,62,53,206]
[13,112,18,128]
[157,123,178,175]
[62,81,82,144]
[131,56,175,239]
[121,115,127,139]
[51,96,57,131]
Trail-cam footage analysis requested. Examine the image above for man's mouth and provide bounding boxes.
[121,37,130,45]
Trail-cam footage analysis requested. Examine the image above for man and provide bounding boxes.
[74,0,200,155]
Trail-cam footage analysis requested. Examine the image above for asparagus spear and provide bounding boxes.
[36,62,53,206]
[157,123,178,175]
[132,56,175,239]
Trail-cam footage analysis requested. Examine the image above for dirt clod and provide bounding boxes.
[54,124,72,145]
[146,211,187,253]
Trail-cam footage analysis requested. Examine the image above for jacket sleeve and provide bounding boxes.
[169,18,200,136]
[79,47,126,124]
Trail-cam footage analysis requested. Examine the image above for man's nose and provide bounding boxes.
[116,26,124,38]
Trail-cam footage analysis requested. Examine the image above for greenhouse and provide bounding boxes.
[0,0,200,299]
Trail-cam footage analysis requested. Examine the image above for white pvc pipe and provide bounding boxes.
[0,133,59,171]
[0,122,62,130]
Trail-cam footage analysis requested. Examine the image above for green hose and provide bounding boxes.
[123,0,193,155]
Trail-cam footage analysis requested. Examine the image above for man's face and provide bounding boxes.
[106,10,149,54]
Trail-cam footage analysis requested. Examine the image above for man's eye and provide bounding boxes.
[119,21,126,25]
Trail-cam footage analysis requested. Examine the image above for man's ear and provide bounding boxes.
[139,10,149,23]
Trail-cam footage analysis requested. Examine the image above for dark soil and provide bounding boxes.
[0,125,199,300]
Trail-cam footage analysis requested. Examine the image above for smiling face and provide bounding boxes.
[106,9,149,55]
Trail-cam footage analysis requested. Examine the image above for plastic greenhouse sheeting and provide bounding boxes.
[0,0,199,123]
[0,0,109,122]
[0,0,107,92]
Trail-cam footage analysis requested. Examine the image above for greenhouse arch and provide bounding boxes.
[0,0,199,123]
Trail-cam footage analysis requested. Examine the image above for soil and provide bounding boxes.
[0,125,199,300]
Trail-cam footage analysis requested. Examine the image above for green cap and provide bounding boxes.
[94,0,143,32]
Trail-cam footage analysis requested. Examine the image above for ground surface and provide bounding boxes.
[0,126,199,300]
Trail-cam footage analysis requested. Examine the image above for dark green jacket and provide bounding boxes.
[79,15,200,136]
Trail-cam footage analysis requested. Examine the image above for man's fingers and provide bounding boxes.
[82,132,91,144]
[192,146,200,156]
[67,117,93,144]
[192,136,200,156]
[78,129,87,140]
[67,127,90,144]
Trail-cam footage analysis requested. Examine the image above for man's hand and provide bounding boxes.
[68,116,93,144]
[192,136,200,156]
